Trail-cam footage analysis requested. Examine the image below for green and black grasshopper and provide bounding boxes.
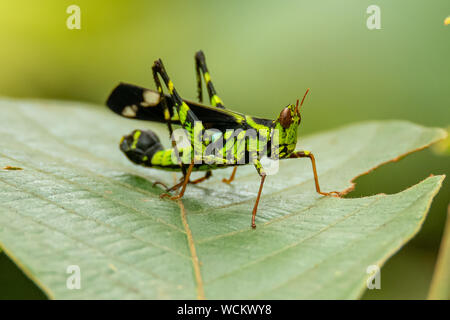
[106,50,340,228]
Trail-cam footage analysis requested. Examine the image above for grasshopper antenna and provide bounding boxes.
[296,88,310,113]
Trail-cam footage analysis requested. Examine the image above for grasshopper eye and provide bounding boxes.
[279,107,293,129]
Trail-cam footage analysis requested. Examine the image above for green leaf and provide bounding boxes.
[0,98,446,299]
[428,208,450,300]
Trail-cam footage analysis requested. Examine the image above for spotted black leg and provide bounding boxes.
[195,50,238,183]
[195,50,225,108]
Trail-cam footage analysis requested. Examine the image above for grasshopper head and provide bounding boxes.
[273,89,309,156]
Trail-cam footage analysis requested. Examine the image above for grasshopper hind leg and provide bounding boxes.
[195,50,240,184]
[160,162,195,200]
[195,50,225,108]
[153,170,212,193]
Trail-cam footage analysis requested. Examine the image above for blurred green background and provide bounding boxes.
[0,0,448,299]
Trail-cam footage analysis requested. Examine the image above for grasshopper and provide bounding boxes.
[106,50,340,228]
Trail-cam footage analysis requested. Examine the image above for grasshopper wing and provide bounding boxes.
[106,83,271,132]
